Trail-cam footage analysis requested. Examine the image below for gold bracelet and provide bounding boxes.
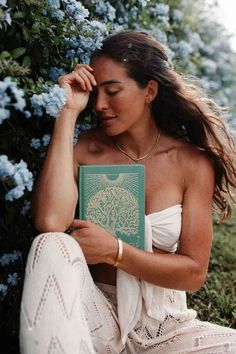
[114,238,123,267]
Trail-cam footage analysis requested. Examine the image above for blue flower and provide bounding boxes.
[20,200,31,216]
[157,4,169,16]
[94,2,116,21]
[7,273,18,286]
[42,134,51,146]
[30,85,67,118]
[30,138,41,149]
[137,0,149,6]
[49,67,66,82]
[62,0,89,25]
[0,107,10,124]
[151,28,167,44]
[24,110,32,118]
[0,284,8,297]
[173,40,193,61]
[0,77,26,124]
[172,9,183,23]
[0,155,15,177]
[51,9,65,21]
[0,250,22,266]
[66,19,107,61]
[0,155,33,201]
[0,0,12,25]
[48,0,60,10]
[6,185,25,201]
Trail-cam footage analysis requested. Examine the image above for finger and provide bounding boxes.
[75,70,93,91]
[79,67,97,86]
[72,71,88,91]
[70,219,91,228]
[75,64,94,72]
[58,72,82,88]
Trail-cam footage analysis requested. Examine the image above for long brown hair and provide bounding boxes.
[91,30,236,219]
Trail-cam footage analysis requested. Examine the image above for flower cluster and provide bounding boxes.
[0,272,19,298]
[62,0,89,25]
[0,77,26,124]
[0,155,33,201]
[20,199,31,216]
[93,1,116,22]
[42,0,65,21]
[50,0,64,20]
[66,20,107,63]
[30,133,51,149]
[0,250,22,267]
[0,0,11,26]
[7,272,18,286]
[49,67,66,82]
[0,284,8,297]
[30,84,67,118]
[172,9,183,23]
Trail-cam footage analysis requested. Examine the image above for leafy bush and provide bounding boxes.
[188,209,236,328]
[1,0,236,352]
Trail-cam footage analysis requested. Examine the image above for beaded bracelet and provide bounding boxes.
[114,238,123,267]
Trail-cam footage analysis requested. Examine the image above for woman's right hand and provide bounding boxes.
[58,64,97,115]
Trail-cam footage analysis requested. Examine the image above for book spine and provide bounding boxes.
[79,167,83,220]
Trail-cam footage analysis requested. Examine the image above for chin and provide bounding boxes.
[102,126,123,137]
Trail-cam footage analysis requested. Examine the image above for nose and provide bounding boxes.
[94,92,109,112]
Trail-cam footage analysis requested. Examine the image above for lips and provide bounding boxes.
[100,116,117,126]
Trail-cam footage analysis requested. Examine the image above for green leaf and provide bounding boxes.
[22,56,31,67]
[13,11,25,19]
[11,47,27,59]
[70,57,78,70]
[23,28,30,41]
[0,51,11,59]
[32,22,41,33]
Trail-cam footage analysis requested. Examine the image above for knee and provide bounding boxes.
[26,232,86,272]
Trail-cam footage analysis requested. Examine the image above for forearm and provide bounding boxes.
[31,109,79,232]
[108,242,206,292]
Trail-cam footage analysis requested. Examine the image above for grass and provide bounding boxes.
[188,207,236,328]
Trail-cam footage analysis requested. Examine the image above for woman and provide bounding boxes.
[20,31,236,353]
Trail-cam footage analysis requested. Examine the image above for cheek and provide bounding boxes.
[114,91,145,111]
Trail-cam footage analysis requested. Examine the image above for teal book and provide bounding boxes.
[77,164,145,250]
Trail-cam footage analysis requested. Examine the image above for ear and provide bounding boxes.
[145,80,158,104]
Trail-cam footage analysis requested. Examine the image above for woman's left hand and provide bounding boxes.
[68,219,118,265]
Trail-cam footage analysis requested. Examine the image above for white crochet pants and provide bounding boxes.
[20,232,236,354]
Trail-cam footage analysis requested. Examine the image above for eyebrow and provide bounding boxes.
[100,80,122,87]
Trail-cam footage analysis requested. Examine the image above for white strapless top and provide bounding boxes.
[116,204,197,344]
[147,204,182,252]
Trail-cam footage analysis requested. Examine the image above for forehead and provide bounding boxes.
[91,57,129,83]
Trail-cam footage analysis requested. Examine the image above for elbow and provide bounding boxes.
[33,217,69,234]
[187,268,207,293]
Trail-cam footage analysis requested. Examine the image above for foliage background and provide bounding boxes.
[0,0,236,352]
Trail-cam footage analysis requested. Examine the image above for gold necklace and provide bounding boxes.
[115,132,161,163]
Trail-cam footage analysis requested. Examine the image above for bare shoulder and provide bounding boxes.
[172,138,215,189]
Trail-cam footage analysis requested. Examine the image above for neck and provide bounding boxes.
[114,120,159,158]
[115,121,161,163]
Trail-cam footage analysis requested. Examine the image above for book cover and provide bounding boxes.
[76,164,145,250]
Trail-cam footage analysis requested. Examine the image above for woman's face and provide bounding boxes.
[90,57,152,136]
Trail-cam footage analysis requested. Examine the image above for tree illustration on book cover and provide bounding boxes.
[87,186,139,236]
[79,165,145,249]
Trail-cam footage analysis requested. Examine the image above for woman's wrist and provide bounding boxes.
[57,107,80,122]
[106,236,124,267]
[113,238,123,267]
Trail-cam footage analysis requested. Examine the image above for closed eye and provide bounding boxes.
[106,90,119,96]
